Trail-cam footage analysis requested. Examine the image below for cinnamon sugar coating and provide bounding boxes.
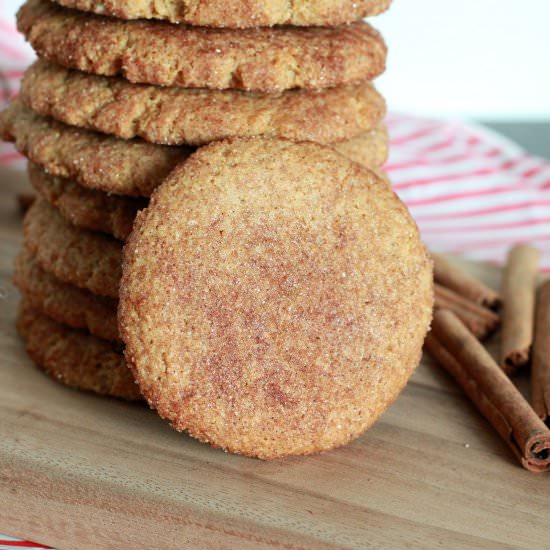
[18,0,387,92]
[50,0,391,27]
[21,60,386,146]
[17,300,140,400]
[119,138,433,459]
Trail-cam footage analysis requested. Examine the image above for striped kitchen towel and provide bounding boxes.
[387,113,550,268]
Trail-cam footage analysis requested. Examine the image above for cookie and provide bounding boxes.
[1,101,388,198]
[50,0,391,27]
[13,247,119,342]
[28,162,145,240]
[18,0,387,92]
[21,60,386,146]
[17,300,139,400]
[0,100,190,197]
[23,199,122,298]
[119,138,433,460]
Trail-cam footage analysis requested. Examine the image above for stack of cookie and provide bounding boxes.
[0,0,433,459]
[1,0,392,400]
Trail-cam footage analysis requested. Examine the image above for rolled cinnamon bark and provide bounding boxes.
[532,280,550,424]
[427,309,550,473]
[434,283,499,340]
[500,244,540,374]
[432,252,501,310]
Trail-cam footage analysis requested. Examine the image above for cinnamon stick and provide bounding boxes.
[532,280,550,425]
[500,244,540,374]
[432,252,501,310]
[426,309,550,473]
[434,283,499,340]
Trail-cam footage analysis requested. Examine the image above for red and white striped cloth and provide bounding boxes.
[387,114,550,268]
[1,4,550,549]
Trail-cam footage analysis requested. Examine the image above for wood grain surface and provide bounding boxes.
[0,171,548,550]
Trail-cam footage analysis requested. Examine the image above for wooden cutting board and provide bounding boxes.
[0,172,547,550]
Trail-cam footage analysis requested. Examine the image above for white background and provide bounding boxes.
[374,0,550,120]
[1,0,549,120]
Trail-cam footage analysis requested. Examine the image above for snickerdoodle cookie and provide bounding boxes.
[18,0,386,92]
[0,100,190,197]
[17,301,139,400]
[28,162,145,240]
[49,0,391,27]
[23,199,122,298]
[119,138,433,460]
[14,248,119,342]
[21,60,386,146]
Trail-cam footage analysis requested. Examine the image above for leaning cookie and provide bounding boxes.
[13,248,119,342]
[28,162,145,240]
[49,0,391,27]
[23,199,122,298]
[1,101,388,198]
[20,60,386,146]
[16,300,140,400]
[18,0,386,92]
[119,138,433,460]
